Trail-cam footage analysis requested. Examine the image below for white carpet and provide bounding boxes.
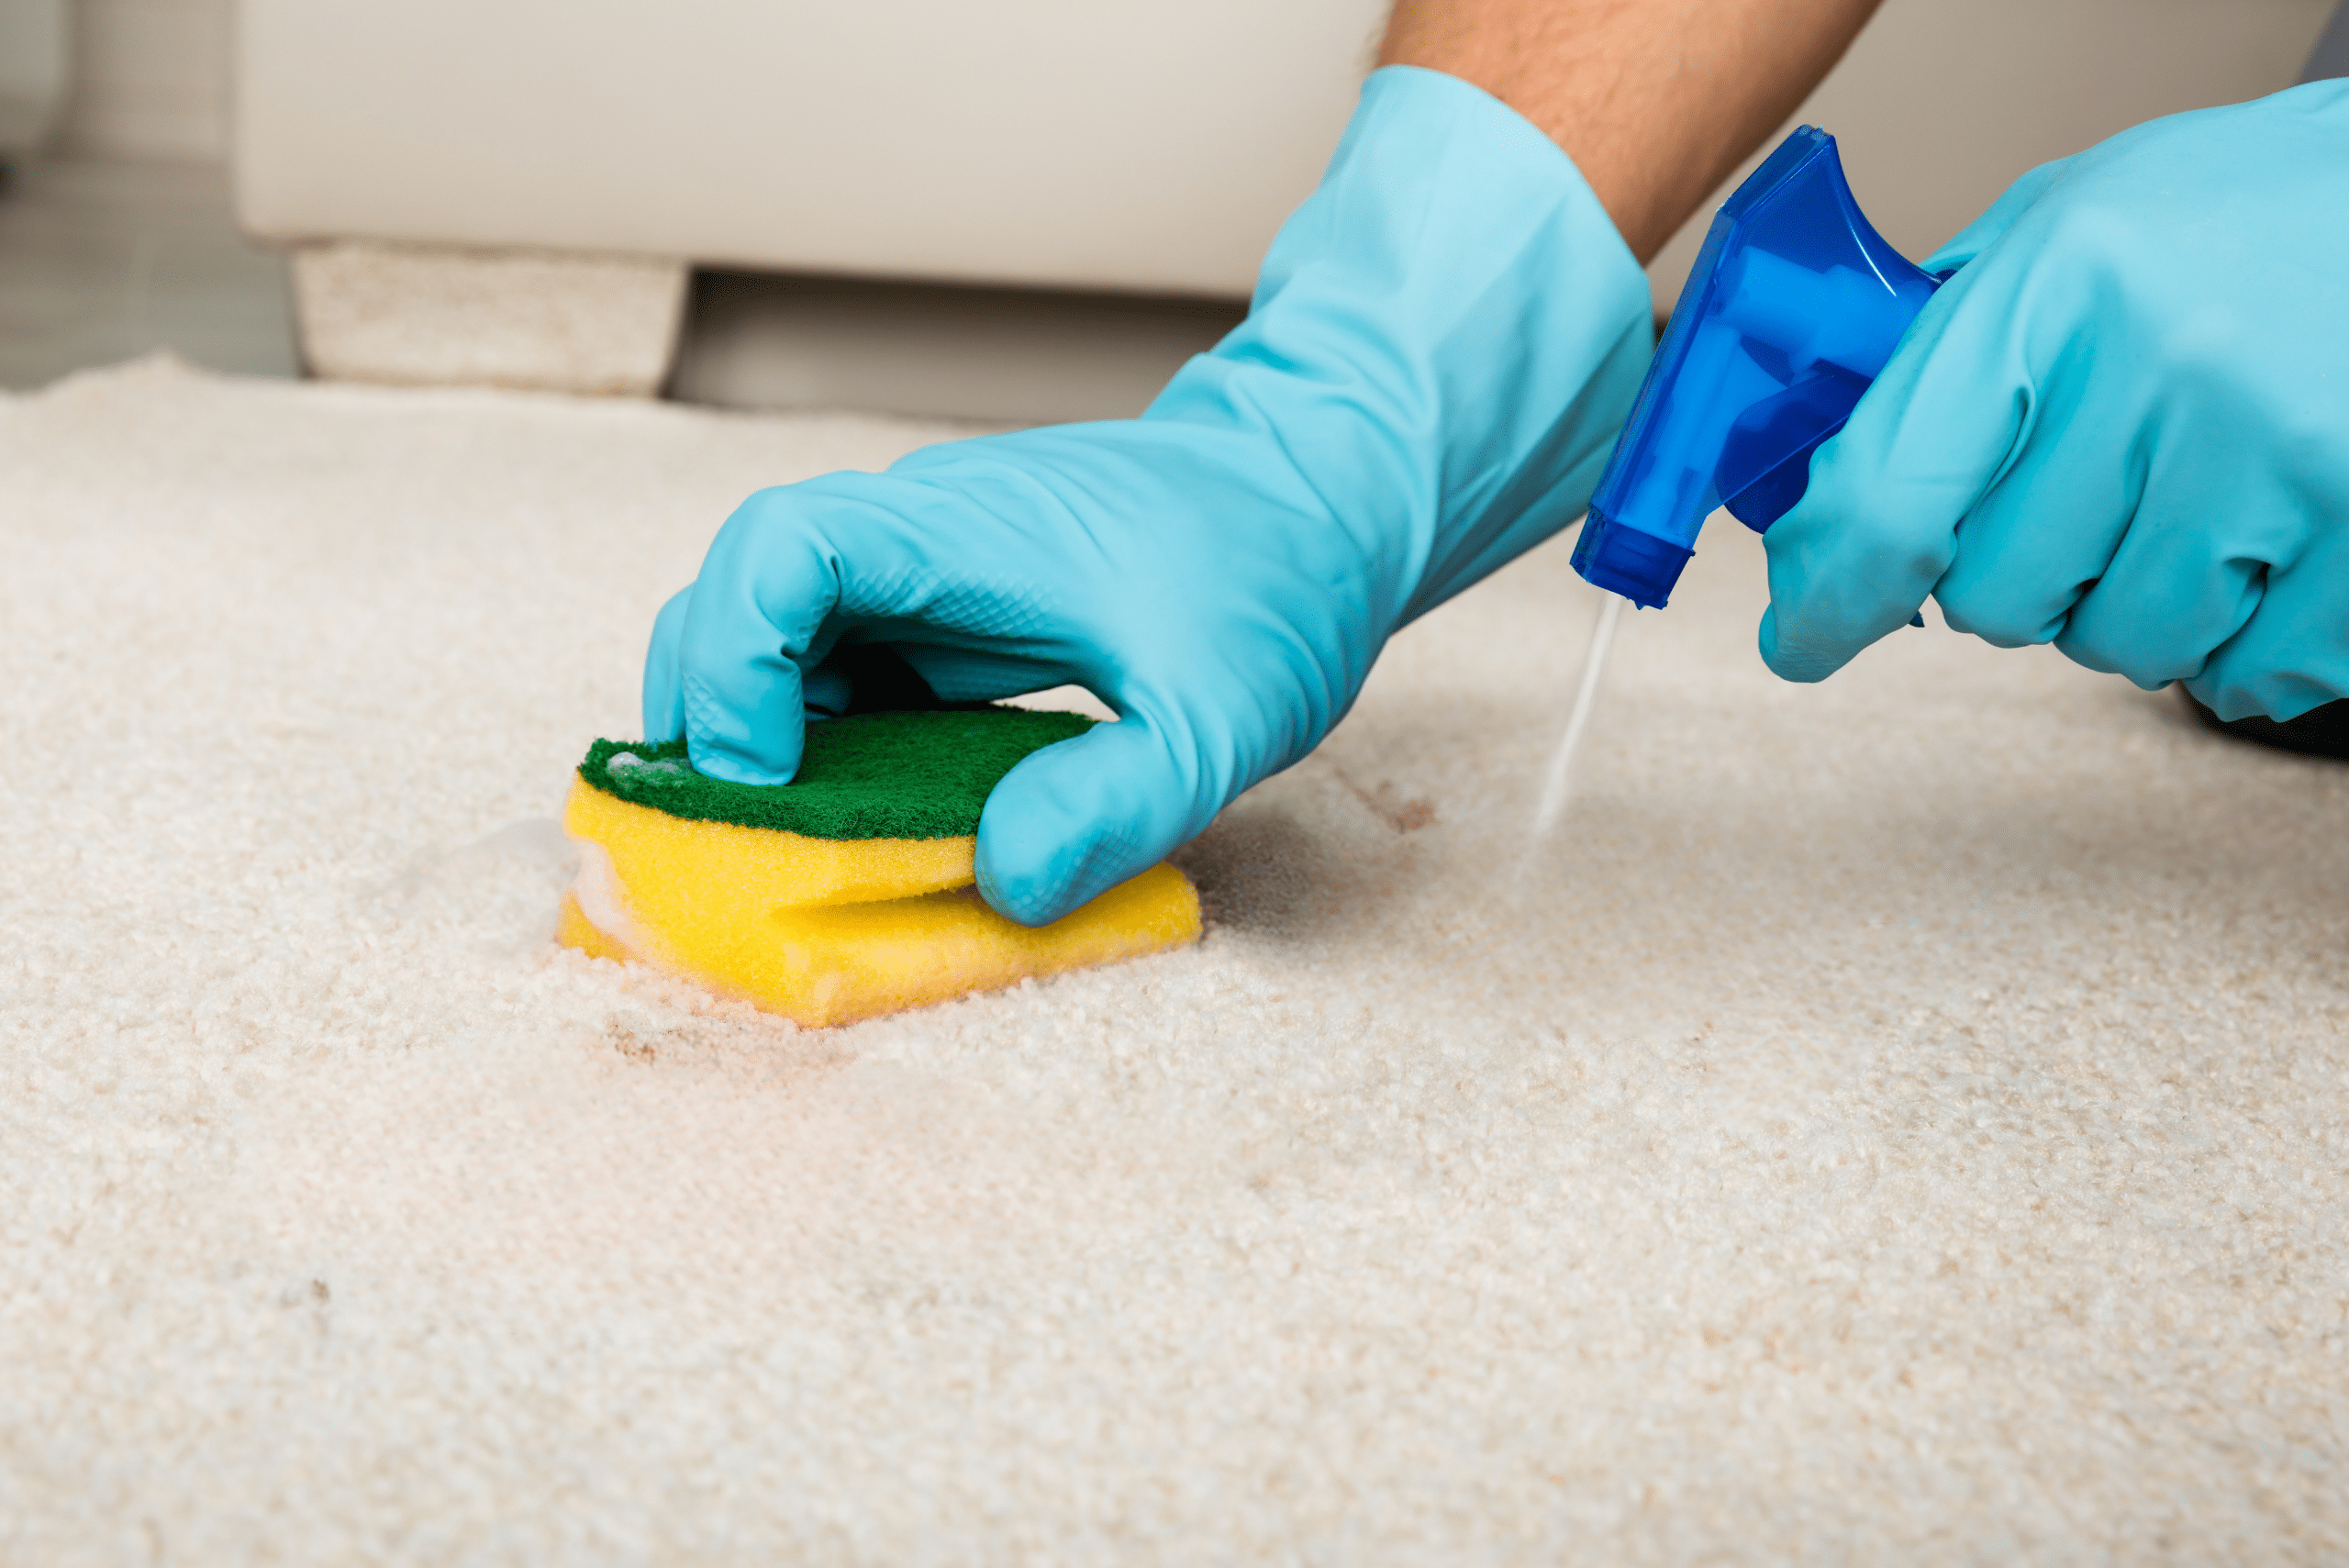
[5,356,2345,1564]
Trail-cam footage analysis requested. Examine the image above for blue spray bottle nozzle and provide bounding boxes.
[1570,127,1941,609]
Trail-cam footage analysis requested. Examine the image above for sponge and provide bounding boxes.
[557,710,1201,1027]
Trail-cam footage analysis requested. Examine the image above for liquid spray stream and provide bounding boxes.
[1539,128,1935,839]
[1532,588,1626,835]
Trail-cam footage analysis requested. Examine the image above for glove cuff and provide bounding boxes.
[1148,64,1653,628]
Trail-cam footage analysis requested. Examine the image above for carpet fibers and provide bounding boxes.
[4,357,2345,1564]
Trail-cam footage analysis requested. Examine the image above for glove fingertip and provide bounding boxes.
[1757,605,1858,684]
[682,667,807,787]
[974,720,1195,928]
[685,748,795,789]
[974,822,1143,929]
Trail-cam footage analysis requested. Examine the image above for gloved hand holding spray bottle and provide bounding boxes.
[1553,81,2349,823]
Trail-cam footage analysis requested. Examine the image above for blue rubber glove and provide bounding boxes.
[1759,82,2349,721]
[643,66,1650,925]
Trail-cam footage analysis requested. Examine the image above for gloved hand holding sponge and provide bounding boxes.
[649,62,2349,929]
[643,67,1653,927]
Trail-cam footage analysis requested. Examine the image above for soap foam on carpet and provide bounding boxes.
[4,355,2345,1563]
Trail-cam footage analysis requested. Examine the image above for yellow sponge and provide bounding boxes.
[557,715,1200,1027]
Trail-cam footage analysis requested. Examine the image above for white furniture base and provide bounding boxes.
[290,241,686,398]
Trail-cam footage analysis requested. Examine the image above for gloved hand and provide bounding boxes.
[643,66,1651,925]
[1758,81,2349,721]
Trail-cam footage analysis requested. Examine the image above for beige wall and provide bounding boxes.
[1647,0,2338,310]
[57,0,232,162]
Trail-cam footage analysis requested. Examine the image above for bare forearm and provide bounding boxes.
[1379,0,1883,261]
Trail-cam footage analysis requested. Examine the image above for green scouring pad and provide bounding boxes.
[576,707,1097,840]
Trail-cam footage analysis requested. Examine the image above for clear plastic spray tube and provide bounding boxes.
[1533,587,1627,834]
